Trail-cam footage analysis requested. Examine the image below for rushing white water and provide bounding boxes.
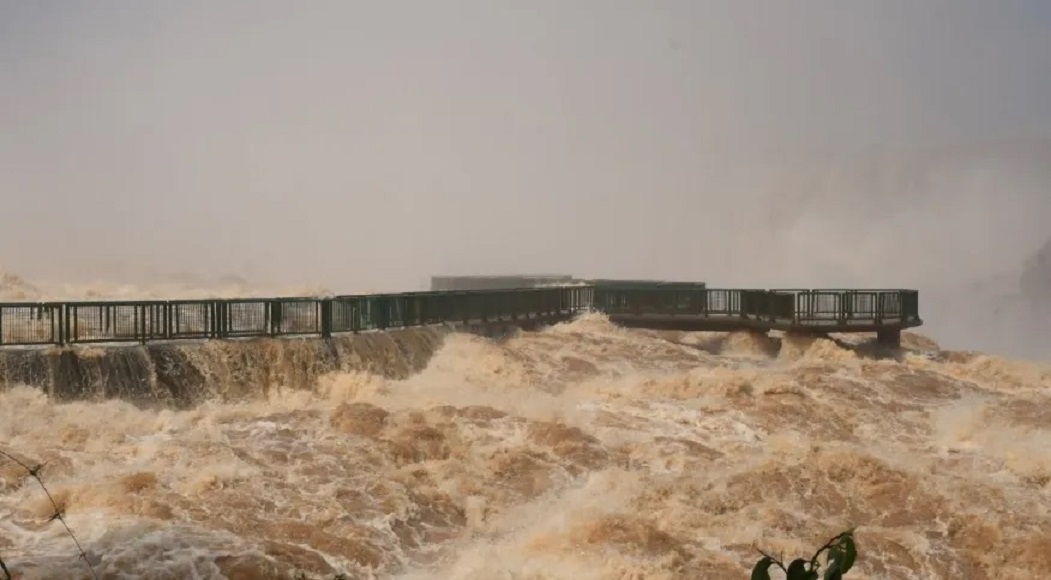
[1,277,1050,579]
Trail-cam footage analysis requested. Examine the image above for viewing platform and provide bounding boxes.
[596,287,920,346]
[0,281,921,349]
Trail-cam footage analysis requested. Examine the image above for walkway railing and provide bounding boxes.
[594,287,920,326]
[0,285,919,347]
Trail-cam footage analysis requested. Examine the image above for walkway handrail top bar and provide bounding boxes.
[0,287,920,308]
[701,288,917,292]
[0,285,920,308]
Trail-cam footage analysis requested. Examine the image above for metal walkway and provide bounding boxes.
[0,284,921,348]
[593,287,920,345]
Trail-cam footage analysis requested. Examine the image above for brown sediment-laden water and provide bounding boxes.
[1,312,1050,579]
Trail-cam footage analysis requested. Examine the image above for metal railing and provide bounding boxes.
[0,286,591,346]
[587,287,920,326]
[0,284,918,347]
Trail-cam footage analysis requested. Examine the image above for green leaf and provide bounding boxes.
[786,559,809,580]
[750,556,773,580]
[823,559,842,580]
[839,535,857,573]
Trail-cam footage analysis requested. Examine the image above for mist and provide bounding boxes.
[2,0,1050,356]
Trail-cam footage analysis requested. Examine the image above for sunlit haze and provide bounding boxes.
[3,1,1051,352]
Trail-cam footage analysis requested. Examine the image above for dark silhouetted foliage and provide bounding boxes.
[751,529,857,579]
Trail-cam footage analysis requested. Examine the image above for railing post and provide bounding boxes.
[219,300,226,338]
[273,300,284,336]
[162,302,169,339]
[320,299,332,338]
[138,304,146,344]
[210,301,220,339]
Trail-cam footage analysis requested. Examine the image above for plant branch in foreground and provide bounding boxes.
[0,449,98,580]
[752,529,857,580]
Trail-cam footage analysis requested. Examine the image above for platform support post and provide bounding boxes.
[876,328,901,348]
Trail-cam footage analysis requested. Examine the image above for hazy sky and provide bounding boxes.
[2,1,1051,348]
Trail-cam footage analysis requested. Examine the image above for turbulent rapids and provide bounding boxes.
[1,311,1051,578]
